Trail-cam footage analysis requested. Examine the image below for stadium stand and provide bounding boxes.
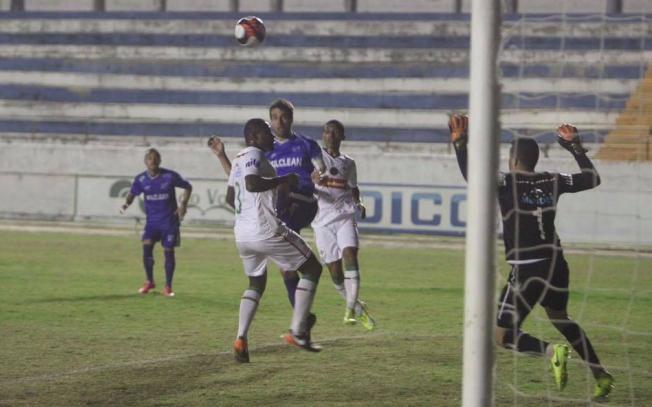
[0,2,650,159]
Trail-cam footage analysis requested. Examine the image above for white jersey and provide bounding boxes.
[228,146,282,242]
[312,149,358,226]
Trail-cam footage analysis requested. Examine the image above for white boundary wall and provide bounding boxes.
[1,141,650,246]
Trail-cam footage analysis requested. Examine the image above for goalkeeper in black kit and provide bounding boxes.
[449,114,614,400]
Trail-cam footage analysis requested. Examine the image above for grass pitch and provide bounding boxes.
[1,229,651,406]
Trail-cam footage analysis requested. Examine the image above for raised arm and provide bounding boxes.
[556,124,601,192]
[449,114,469,181]
[208,136,232,176]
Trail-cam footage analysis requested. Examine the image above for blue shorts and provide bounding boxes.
[142,222,181,248]
[279,198,318,234]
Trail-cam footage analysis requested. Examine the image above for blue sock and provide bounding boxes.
[164,250,175,287]
[143,244,154,282]
[283,274,299,307]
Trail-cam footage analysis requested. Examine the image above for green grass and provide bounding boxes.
[1,230,651,406]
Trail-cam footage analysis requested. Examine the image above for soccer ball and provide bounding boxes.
[234,16,266,47]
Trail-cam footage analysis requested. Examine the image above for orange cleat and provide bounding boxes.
[233,336,249,363]
[138,281,155,294]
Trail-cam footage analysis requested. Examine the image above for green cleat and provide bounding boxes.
[355,301,376,331]
[343,308,357,325]
[550,344,569,391]
[593,372,614,400]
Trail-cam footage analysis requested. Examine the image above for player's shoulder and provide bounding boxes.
[159,167,181,179]
[236,146,264,166]
[536,171,558,182]
[134,171,148,183]
[556,172,574,186]
[340,152,356,163]
[294,132,320,148]
[237,146,263,158]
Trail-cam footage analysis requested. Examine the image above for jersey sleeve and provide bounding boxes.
[243,149,263,177]
[129,176,142,195]
[307,137,322,160]
[348,159,358,188]
[556,172,595,194]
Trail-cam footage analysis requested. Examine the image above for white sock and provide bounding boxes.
[336,281,364,315]
[291,279,317,335]
[333,282,347,300]
[344,270,360,310]
[237,289,261,339]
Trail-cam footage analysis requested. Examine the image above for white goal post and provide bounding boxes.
[462,1,501,407]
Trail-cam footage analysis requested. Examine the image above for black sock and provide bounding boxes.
[143,244,154,282]
[503,329,549,356]
[556,320,602,374]
[283,275,299,308]
[164,250,175,287]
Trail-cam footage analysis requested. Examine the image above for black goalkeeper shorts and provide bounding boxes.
[496,254,570,330]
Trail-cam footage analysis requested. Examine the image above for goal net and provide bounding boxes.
[492,9,651,406]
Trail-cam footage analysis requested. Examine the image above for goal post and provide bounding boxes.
[461,1,502,406]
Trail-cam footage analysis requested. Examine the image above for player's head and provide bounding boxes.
[269,99,294,140]
[144,148,161,173]
[323,119,345,150]
[244,118,274,152]
[509,137,539,171]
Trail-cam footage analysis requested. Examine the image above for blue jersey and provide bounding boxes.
[266,132,322,197]
[129,168,192,226]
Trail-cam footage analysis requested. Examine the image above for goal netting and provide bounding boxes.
[493,9,651,406]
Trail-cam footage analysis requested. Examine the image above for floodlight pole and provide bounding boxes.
[462,1,501,407]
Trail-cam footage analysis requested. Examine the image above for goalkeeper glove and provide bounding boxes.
[556,123,587,155]
[448,114,469,150]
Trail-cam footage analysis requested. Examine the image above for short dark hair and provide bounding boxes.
[145,148,161,161]
[269,99,294,120]
[244,118,270,143]
[510,137,539,169]
[325,119,345,138]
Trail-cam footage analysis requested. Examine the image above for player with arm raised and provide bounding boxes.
[449,114,614,400]
[310,120,376,330]
[120,148,192,297]
[213,118,323,363]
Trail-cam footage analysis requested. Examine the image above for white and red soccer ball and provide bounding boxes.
[234,16,266,47]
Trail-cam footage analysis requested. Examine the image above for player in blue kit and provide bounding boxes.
[121,148,193,297]
[267,99,326,308]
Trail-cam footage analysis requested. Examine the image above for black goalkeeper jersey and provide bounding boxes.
[497,171,595,261]
[455,146,600,261]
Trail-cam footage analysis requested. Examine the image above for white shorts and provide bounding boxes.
[236,227,313,277]
[313,217,359,264]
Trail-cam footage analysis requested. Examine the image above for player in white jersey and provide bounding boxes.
[208,118,323,363]
[311,120,376,330]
